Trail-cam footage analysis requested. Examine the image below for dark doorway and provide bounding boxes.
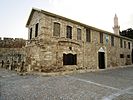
[63,53,77,65]
[132,49,133,63]
[98,52,105,69]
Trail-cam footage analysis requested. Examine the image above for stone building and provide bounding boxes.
[25,8,133,72]
[0,38,26,70]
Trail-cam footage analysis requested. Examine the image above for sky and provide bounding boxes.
[0,0,133,39]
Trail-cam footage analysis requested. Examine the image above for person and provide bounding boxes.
[6,60,10,69]
[20,61,25,72]
[13,61,17,70]
[1,60,4,68]
[10,62,13,70]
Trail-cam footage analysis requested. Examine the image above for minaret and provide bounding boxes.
[113,14,120,35]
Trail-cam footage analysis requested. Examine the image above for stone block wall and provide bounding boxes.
[0,38,26,71]
[25,9,133,72]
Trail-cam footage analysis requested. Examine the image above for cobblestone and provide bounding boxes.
[0,67,133,100]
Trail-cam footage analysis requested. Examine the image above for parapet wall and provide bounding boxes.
[0,37,26,48]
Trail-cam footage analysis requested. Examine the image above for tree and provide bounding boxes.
[120,28,133,39]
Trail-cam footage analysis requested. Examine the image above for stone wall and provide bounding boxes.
[26,9,133,72]
[0,38,26,71]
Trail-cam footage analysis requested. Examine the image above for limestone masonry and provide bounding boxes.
[0,38,26,71]
[0,8,133,72]
[25,8,133,72]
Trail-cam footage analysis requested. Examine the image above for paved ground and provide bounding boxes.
[0,66,133,100]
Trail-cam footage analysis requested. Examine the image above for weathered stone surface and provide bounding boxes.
[0,38,26,71]
[0,66,133,100]
[25,8,133,73]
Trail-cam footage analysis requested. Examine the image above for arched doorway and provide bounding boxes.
[98,47,105,69]
[63,53,77,65]
[98,52,105,69]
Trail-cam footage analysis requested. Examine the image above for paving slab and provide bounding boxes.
[0,66,133,100]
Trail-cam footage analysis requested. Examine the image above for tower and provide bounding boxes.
[113,14,120,35]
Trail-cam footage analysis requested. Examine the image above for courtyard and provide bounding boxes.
[0,66,133,100]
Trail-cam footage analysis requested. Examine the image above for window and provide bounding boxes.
[111,36,114,46]
[128,42,130,49]
[124,41,126,48]
[35,23,39,37]
[100,32,103,43]
[66,26,72,39]
[127,55,130,58]
[30,28,32,39]
[69,47,72,50]
[120,39,123,48]
[120,54,124,58]
[63,53,77,65]
[53,22,60,36]
[77,28,81,40]
[86,29,91,42]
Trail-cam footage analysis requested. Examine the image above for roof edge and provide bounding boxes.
[26,8,133,41]
[26,8,41,27]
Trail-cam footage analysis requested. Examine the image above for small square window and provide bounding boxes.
[120,54,124,58]
[127,55,130,58]
[69,47,72,50]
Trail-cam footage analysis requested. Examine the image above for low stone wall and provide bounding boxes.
[0,37,25,48]
[0,37,26,72]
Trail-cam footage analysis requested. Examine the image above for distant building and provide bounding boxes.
[25,8,133,72]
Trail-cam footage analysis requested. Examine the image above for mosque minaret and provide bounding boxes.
[113,14,120,35]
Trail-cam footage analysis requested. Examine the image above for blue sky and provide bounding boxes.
[0,0,133,39]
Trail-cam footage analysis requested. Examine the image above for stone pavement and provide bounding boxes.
[0,66,133,100]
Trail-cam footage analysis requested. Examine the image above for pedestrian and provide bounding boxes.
[20,61,25,72]
[6,60,10,69]
[11,62,13,70]
[1,60,4,68]
[13,61,17,70]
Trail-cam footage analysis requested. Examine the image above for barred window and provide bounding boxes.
[77,28,81,40]
[66,26,72,39]
[100,32,103,43]
[53,22,60,36]
[86,29,91,42]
